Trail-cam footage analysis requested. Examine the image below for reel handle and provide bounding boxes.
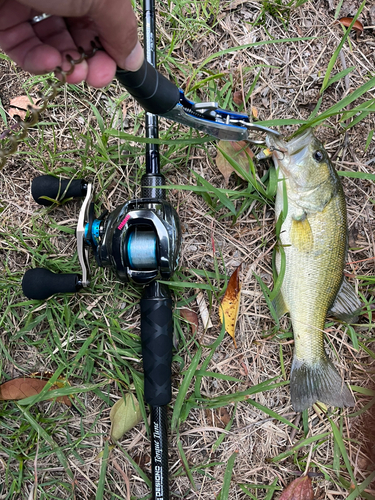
[32,175,87,206]
[22,268,81,300]
[140,281,173,407]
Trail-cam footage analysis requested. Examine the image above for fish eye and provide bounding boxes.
[313,150,324,162]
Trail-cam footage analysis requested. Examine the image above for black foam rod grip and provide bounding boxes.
[140,282,173,407]
[32,175,87,206]
[116,60,180,115]
[22,268,81,300]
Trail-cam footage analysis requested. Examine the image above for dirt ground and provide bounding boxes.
[1,0,375,499]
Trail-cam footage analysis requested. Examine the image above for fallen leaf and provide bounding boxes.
[196,291,213,330]
[251,106,258,119]
[218,407,231,426]
[233,90,244,106]
[180,308,199,335]
[110,393,142,441]
[8,95,34,120]
[219,264,242,348]
[279,475,314,500]
[0,378,47,400]
[338,17,364,34]
[134,453,150,469]
[216,141,254,186]
[0,376,71,406]
[205,408,231,428]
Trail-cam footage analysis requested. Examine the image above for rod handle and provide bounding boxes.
[32,175,87,206]
[140,282,173,407]
[22,268,81,300]
[116,59,180,115]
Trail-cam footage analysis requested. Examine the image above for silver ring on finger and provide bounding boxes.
[30,13,52,25]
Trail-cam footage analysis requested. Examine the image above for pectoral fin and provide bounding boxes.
[272,290,289,318]
[328,277,362,323]
[290,217,313,252]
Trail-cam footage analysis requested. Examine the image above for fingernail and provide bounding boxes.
[124,41,144,71]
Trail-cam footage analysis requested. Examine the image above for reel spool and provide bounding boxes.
[22,174,181,300]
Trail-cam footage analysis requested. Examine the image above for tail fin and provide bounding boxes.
[290,356,355,412]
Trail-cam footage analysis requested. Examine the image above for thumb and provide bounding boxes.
[89,0,144,71]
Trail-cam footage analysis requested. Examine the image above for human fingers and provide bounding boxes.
[0,0,60,72]
[0,13,89,83]
[39,16,115,87]
[0,0,142,84]
[16,0,95,18]
[16,0,143,70]
[86,0,144,71]
[0,8,114,87]
[34,15,116,87]
[31,15,91,82]
[0,18,63,74]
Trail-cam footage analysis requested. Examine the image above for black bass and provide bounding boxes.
[266,128,361,411]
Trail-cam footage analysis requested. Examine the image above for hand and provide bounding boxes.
[0,0,144,88]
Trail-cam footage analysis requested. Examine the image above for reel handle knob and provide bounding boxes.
[22,268,81,300]
[32,175,87,206]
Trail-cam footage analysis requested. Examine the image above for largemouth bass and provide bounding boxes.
[266,128,361,411]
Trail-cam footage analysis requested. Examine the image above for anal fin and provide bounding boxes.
[328,277,362,323]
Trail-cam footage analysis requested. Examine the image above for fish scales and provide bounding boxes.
[267,128,360,411]
[276,183,346,362]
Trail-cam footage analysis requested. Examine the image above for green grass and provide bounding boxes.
[1,0,375,498]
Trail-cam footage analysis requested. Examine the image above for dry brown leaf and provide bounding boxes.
[0,377,71,406]
[251,106,258,119]
[216,141,254,186]
[205,408,231,428]
[218,407,231,426]
[279,475,314,500]
[180,308,199,335]
[0,378,48,400]
[8,96,34,120]
[338,17,364,33]
[219,263,242,348]
[233,90,244,106]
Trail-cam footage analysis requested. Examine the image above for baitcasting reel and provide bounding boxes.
[22,173,181,301]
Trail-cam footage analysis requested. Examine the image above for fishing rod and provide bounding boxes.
[22,2,177,498]
[141,0,172,497]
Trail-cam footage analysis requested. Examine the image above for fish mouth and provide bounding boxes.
[286,128,314,156]
[265,132,287,152]
[266,128,314,158]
